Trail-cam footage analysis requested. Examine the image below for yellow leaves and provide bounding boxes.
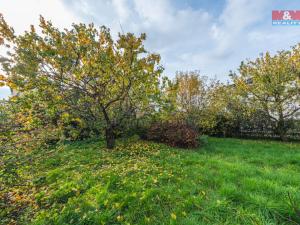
[103,199,109,206]
[30,24,35,33]
[14,194,22,201]
[6,80,17,91]
[71,187,80,196]
[0,74,7,87]
[39,15,47,28]
[54,95,62,101]
[0,13,15,41]
[170,213,177,220]
[74,117,83,125]
[116,215,123,222]
[114,202,121,209]
[78,34,91,46]
[61,112,70,121]
[1,15,162,125]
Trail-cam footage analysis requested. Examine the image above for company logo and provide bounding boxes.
[272,10,300,25]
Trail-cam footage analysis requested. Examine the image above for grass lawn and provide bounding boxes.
[3,137,300,225]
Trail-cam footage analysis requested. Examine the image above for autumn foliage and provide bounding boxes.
[146,121,199,148]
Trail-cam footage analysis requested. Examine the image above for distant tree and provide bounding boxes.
[175,71,207,113]
[209,83,251,137]
[233,49,300,140]
[170,71,224,131]
[0,15,163,148]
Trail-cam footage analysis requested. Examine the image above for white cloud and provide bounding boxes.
[61,0,300,81]
[133,0,173,29]
[0,0,78,33]
[0,0,78,98]
[112,0,130,22]
[1,0,300,97]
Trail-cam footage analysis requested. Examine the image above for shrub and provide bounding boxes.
[146,121,199,148]
[60,114,100,141]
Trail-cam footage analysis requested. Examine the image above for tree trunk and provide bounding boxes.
[105,126,115,149]
[276,118,287,141]
[278,127,287,141]
[101,106,116,149]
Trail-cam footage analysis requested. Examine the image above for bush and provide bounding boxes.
[146,121,199,148]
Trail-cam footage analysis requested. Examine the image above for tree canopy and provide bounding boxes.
[0,15,163,148]
[233,49,300,139]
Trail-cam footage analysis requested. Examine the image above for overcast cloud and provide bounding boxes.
[1,0,300,98]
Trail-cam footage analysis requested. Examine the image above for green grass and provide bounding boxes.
[3,137,300,225]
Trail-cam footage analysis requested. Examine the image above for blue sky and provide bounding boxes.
[1,0,300,99]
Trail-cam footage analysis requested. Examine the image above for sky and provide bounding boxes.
[1,0,300,99]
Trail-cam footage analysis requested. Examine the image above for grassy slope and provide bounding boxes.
[10,138,300,224]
